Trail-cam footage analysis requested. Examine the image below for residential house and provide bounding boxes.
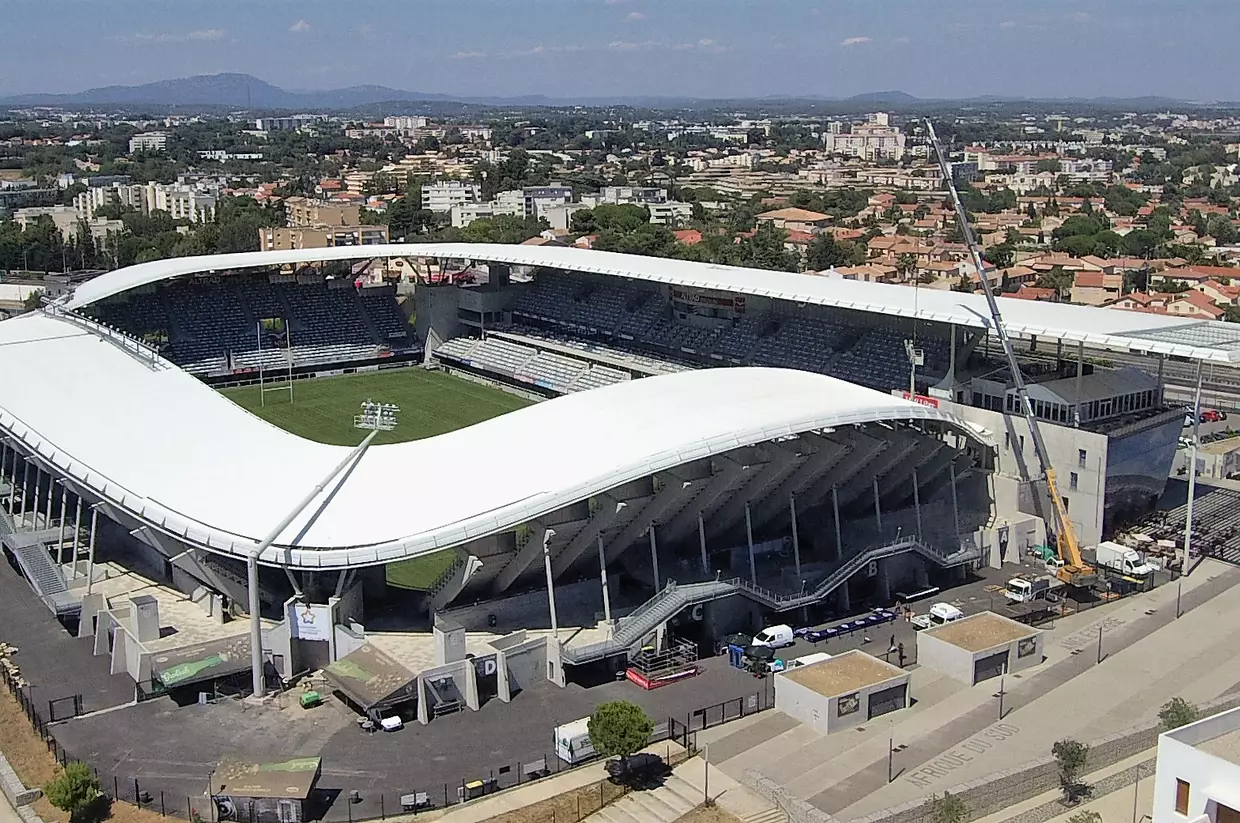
[1070,271,1124,306]
[756,207,831,233]
[1166,290,1227,320]
[1195,279,1240,307]
[1006,285,1058,302]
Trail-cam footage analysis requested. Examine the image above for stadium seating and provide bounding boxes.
[86,273,417,376]
[508,273,953,393]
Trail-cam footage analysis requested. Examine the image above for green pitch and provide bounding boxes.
[222,368,531,591]
[221,368,531,446]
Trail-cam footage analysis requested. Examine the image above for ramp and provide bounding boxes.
[562,536,981,665]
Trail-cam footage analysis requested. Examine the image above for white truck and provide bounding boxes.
[554,718,596,764]
[911,603,964,630]
[1003,575,1063,603]
[1094,540,1158,577]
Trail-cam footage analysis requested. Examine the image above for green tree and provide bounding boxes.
[1052,739,1091,804]
[896,252,918,280]
[23,289,42,311]
[1036,265,1074,300]
[1035,159,1062,174]
[588,701,654,771]
[458,214,549,244]
[986,243,1015,270]
[1066,812,1101,823]
[929,791,968,823]
[44,762,100,823]
[806,234,849,270]
[1159,697,1200,730]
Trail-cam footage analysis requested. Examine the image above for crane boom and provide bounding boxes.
[925,121,1095,587]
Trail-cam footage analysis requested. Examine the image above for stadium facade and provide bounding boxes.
[0,244,1233,670]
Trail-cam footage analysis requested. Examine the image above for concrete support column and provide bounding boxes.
[86,507,98,595]
[832,487,843,561]
[44,477,53,531]
[697,512,709,575]
[913,469,922,541]
[542,528,560,639]
[495,650,512,703]
[1074,342,1085,427]
[32,465,41,529]
[56,490,67,566]
[462,662,480,712]
[745,502,757,585]
[950,463,962,540]
[72,497,83,579]
[596,534,612,625]
[837,579,851,613]
[873,478,883,531]
[648,525,660,591]
[1157,355,1166,406]
[948,323,957,386]
[416,677,430,725]
[789,493,802,580]
[248,553,265,698]
[876,558,891,602]
[18,461,28,527]
[6,446,15,515]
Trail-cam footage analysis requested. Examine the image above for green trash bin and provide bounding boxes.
[300,690,322,709]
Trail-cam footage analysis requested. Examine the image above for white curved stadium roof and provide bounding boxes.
[0,311,977,569]
[64,244,1240,363]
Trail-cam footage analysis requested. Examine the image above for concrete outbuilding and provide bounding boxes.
[774,649,910,734]
[916,611,1043,685]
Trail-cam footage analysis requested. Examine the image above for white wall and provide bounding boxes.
[940,399,1108,547]
[775,673,830,734]
[1154,717,1240,823]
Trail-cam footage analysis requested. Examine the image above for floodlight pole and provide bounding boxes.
[248,428,381,699]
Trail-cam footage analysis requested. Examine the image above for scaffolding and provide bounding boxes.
[625,638,700,690]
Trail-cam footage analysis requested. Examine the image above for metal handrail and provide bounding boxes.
[562,534,984,664]
[41,304,166,369]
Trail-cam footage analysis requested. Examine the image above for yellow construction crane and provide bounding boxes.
[926,121,1096,588]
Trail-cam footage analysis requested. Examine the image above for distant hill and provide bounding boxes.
[0,73,1222,112]
[846,90,921,104]
[0,73,469,109]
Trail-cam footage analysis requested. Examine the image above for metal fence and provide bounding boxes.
[2,661,766,823]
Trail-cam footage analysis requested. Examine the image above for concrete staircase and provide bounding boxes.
[591,774,701,823]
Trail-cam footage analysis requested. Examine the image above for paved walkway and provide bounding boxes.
[0,793,21,823]
[696,560,1240,820]
[837,561,1240,818]
[970,749,1155,823]
[418,742,687,823]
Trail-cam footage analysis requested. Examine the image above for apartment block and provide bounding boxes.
[285,197,361,228]
[128,132,168,153]
[421,181,481,213]
[258,225,389,251]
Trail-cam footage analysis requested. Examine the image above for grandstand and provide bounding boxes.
[86,269,415,377]
[2,243,1239,683]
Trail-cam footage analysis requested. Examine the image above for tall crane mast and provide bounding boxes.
[925,121,1096,588]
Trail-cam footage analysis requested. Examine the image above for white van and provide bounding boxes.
[911,603,964,630]
[751,624,795,649]
[554,718,596,764]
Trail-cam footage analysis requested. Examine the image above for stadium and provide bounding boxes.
[0,243,1233,709]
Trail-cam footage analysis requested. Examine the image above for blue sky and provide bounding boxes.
[2,0,1237,100]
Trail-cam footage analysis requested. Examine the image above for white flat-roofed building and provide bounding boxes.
[128,131,168,153]
[422,181,481,213]
[1153,704,1240,823]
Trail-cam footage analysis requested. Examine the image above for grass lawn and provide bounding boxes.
[221,368,531,447]
[221,368,530,589]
